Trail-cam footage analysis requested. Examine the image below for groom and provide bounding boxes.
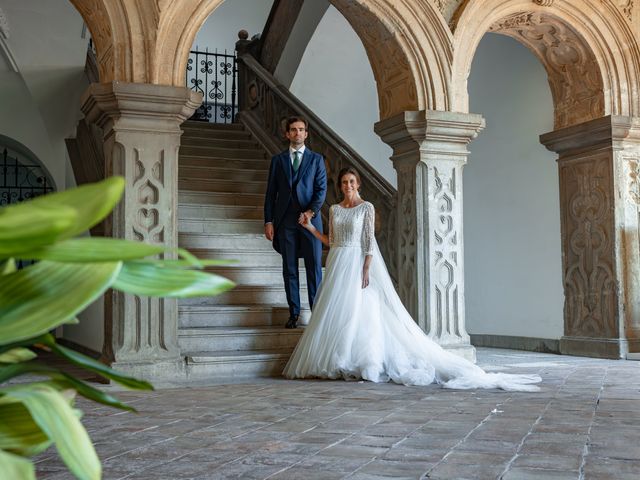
[264,116,327,329]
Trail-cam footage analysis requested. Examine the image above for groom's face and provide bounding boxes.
[286,121,308,148]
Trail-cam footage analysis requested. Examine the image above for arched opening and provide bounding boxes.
[464,33,563,349]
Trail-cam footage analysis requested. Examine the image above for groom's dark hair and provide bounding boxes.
[286,116,308,131]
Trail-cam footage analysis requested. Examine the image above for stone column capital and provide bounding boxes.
[81,82,203,134]
[540,115,640,154]
[375,110,485,164]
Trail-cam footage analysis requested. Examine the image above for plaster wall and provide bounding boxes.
[464,33,563,340]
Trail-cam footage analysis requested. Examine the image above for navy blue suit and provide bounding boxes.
[264,148,327,316]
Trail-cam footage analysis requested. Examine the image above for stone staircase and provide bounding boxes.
[177,120,310,380]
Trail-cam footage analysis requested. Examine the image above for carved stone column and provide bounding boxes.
[82,82,202,378]
[540,115,640,359]
[375,110,485,361]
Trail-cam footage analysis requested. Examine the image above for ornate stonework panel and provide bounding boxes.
[397,163,418,317]
[0,7,9,39]
[490,12,605,129]
[431,164,462,339]
[560,157,616,338]
[431,0,465,28]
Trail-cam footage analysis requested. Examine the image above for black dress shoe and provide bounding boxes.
[285,315,299,329]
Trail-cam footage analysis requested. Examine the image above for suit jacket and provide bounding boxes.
[264,148,327,253]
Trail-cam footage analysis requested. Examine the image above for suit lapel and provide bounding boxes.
[280,151,292,186]
[296,149,313,182]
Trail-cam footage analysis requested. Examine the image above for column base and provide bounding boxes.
[560,336,640,359]
[109,357,186,384]
[442,344,477,363]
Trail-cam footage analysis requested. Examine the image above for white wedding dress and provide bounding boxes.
[283,202,541,392]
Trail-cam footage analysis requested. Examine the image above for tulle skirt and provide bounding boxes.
[283,242,541,392]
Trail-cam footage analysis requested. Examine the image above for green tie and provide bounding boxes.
[293,151,301,172]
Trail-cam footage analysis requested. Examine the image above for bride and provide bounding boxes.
[283,167,541,392]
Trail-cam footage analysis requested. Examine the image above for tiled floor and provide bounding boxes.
[33,349,640,479]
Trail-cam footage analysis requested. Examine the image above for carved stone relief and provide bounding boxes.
[0,7,9,39]
[432,164,461,339]
[397,163,418,317]
[560,157,616,338]
[490,12,605,129]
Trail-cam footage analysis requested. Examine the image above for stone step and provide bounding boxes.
[183,120,245,131]
[183,247,280,266]
[181,285,309,306]
[177,177,266,194]
[178,191,263,207]
[178,326,302,352]
[179,233,269,251]
[179,155,271,170]
[179,135,261,150]
[179,165,268,183]
[179,144,267,159]
[205,265,320,286]
[184,349,293,379]
[178,204,262,221]
[178,305,311,328]
[179,218,264,234]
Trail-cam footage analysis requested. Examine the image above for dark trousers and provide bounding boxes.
[277,212,322,317]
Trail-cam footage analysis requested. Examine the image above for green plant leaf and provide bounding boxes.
[0,448,36,480]
[14,238,167,263]
[0,362,138,411]
[43,338,153,391]
[25,176,124,240]
[0,398,51,456]
[2,384,101,480]
[0,261,122,345]
[0,348,36,364]
[0,259,16,276]
[114,261,235,298]
[0,205,77,258]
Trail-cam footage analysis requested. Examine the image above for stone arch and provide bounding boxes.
[70,0,454,121]
[451,0,640,128]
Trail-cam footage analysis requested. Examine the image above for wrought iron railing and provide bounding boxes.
[235,49,398,280]
[186,49,237,123]
[1,147,54,206]
[1,147,55,269]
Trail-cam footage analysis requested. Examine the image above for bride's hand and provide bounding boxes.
[298,213,316,231]
[362,266,370,289]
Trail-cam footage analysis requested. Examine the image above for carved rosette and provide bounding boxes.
[560,158,616,338]
[490,12,605,129]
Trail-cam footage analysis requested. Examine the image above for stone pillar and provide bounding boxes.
[540,115,640,359]
[82,82,202,378]
[375,110,485,361]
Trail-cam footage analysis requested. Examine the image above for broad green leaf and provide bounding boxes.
[114,261,235,298]
[0,261,122,345]
[0,259,16,275]
[0,205,77,257]
[0,448,36,480]
[14,238,166,263]
[42,337,153,391]
[4,385,101,480]
[0,361,139,411]
[0,348,36,364]
[0,398,51,456]
[25,176,124,240]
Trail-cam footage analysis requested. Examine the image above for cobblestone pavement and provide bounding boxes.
[33,348,640,480]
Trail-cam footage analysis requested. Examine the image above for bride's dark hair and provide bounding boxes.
[337,167,362,197]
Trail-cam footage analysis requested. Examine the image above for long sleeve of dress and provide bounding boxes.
[361,202,375,256]
[328,205,334,247]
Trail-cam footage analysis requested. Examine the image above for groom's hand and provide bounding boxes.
[265,223,274,241]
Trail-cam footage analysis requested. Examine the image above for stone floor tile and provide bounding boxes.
[423,462,505,479]
[511,454,581,471]
[355,458,434,477]
[267,466,344,479]
[501,467,580,479]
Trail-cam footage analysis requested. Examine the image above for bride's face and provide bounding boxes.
[340,173,360,198]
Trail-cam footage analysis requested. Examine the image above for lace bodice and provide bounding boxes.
[329,202,375,255]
